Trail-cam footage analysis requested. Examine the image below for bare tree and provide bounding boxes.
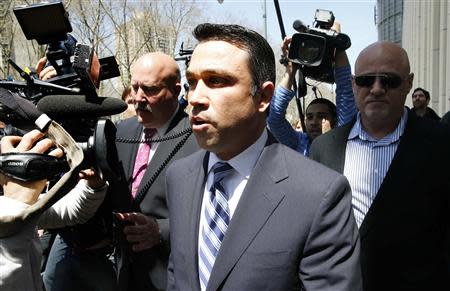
[92,0,199,94]
[2,0,200,98]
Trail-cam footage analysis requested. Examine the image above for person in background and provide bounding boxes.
[267,36,356,156]
[441,109,450,127]
[411,87,440,120]
[310,41,450,291]
[120,85,136,119]
[111,52,199,291]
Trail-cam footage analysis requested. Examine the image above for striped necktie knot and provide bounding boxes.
[211,162,233,192]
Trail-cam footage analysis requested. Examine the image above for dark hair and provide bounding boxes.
[193,23,275,92]
[307,98,337,125]
[413,87,430,101]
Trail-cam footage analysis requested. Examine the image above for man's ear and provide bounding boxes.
[405,73,414,93]
[257,81,274,113]
[174,83,182,97]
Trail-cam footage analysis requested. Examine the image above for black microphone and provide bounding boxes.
[293,20,307,33]
[37,95,127,119]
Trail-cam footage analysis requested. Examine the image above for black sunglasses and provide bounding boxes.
[354,74,403,89]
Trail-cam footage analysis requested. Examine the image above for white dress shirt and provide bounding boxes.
[344,108,408,227]
[139,104,180,164]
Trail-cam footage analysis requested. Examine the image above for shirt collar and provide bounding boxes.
[349,107,408,145]
[143,104,180,138]
[208,128,268,179]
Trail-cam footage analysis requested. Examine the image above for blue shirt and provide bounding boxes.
[343,108,408,227]
[267,65,356,156]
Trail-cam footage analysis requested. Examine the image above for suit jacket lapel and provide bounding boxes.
[124,122,143,183]
[186,151,209,291]
[207,138,287,291]
[330,122,353,173]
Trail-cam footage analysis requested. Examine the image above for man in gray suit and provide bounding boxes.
[166,23,362,291]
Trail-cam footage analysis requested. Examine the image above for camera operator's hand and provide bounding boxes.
[280,37,299,90]
[330,22,350,69]
[79,169,106,189]
[36,57,57,80]
[321,118,332,134]
[116,212,160,252]
[0,130,63,205]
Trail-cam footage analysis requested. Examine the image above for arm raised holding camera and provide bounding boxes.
[267,35,356,156]
[0,130,108,291]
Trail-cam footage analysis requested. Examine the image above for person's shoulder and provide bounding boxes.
[167,149,204,175]
[165,108,191,134]
[276,142,344,183]
[441,111,450,127]
[426,107,440,120]
[410,112,447,136]
[173,110,190,124]
[407,113,450,151]
[115,117,140,139]
[311,121,352,150]
[272,143,349,207]
[116,116,139,130]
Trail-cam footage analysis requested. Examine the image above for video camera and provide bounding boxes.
[288,9,351,83]
[6,1,120,99]
[0,1,125,182]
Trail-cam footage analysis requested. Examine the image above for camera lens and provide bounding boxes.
[298,39,322,64]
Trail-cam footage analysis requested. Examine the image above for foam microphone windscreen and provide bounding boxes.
[37,95,127,119]
[293,20,307,32]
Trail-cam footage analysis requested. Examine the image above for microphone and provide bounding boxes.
[293,20,307,33]
[37,95,127,119]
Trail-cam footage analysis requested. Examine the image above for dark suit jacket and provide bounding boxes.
[310,111,450,291]
[166,134,362,291]
[111,108,199,291]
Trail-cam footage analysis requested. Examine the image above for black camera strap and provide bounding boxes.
[132,128,192,207]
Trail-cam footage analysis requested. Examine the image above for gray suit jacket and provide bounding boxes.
[112,108,199,291]
[166,134,362,291]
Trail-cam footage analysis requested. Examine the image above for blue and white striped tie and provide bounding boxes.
[198,162,233,290]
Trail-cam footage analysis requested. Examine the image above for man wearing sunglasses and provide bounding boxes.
[310,41,450,291]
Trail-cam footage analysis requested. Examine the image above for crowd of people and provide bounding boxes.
[1,21,450,291]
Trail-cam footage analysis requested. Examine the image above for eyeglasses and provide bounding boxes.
[354,73,404,89]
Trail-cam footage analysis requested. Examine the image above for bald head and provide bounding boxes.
[132,52,181,88]
[130,52,181,128]
[355,41,411,76]
[352,41,414,139]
